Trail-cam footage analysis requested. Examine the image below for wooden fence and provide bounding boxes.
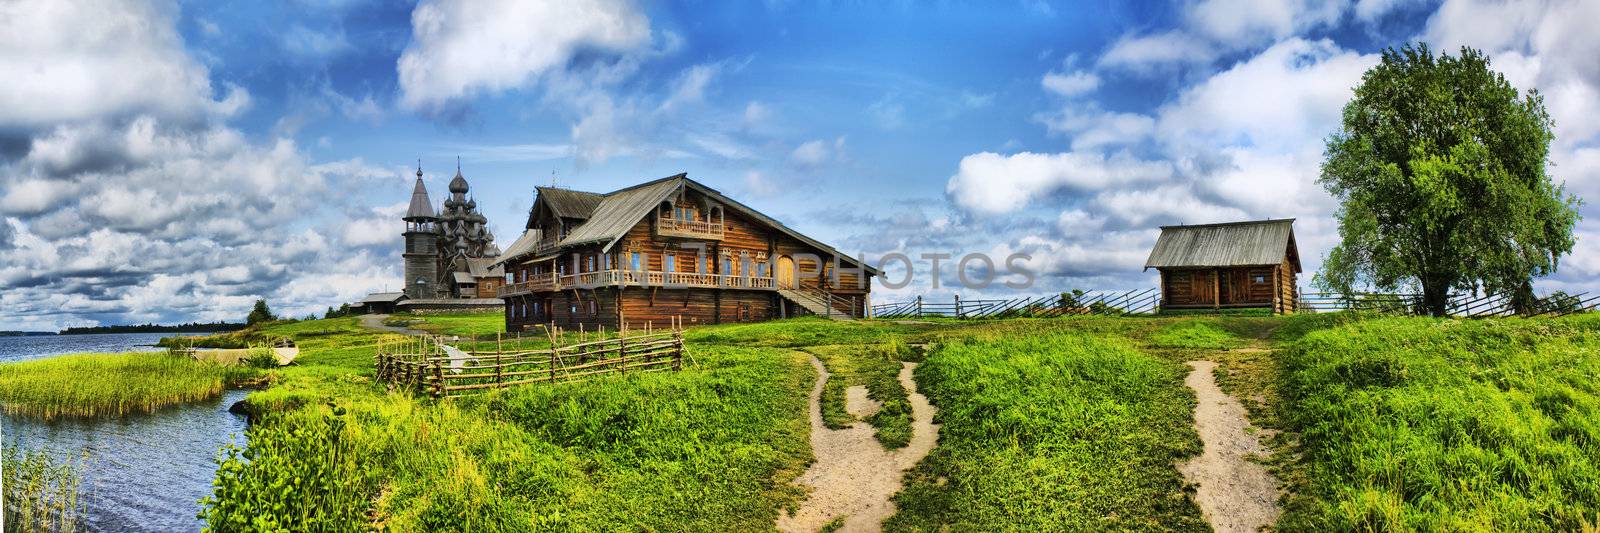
[1297,290,1600,317]
[374,321,685,398]
[870,288,1599,319]
[869,289,1161,319]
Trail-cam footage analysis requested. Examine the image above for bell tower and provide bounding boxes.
[403,163,439,299]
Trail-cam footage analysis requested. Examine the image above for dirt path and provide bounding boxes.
[778,355,939,533]
[1178,360,1281,533]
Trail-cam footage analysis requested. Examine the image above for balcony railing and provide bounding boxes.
[655,218,724,240]
[532,235,562,254]
[498,269,774,297]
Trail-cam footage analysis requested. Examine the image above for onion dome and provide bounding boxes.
[449,163,469,194]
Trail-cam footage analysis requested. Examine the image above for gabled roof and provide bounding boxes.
[465,257,504,278]
[557,175,685,250]
[534,187,605,220]
[361,292,408,303]
[405,177,435,219]
[493,229,540,268]
[502,173,878,274]
[1144,219,1300,272]
[453,272,476,284]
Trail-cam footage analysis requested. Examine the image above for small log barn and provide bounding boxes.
[1144,219,1300,313]
[493,173,876,331]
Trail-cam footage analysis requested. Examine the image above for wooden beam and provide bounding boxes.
[1213,268,1220,309]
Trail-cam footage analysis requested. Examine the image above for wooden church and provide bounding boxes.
[493,173,875,331]
[1144,219,1300,313]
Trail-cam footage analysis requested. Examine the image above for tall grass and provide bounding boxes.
[887,329,1207,531]
[2,445,82,533]
[0,353,262,419]
[204,344,814,531]
[1279,316,1600,530]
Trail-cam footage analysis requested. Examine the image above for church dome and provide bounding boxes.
[449,170,469,194]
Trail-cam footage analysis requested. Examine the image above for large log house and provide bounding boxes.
[1144,219,1301,313]
[492,174,876,331]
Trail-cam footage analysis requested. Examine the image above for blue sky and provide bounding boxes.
[2,0,1598,330]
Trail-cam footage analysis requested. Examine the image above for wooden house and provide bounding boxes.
[1144,219,1300,313]
[492,174,876,331]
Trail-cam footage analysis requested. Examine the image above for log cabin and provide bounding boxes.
[492,173,876,331]
[1144,219,1300,313]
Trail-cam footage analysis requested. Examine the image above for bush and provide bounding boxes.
[201,404,375,532]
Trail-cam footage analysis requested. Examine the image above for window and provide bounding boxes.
[631,252,641,271]
[604,254,612,270]
[1252,274,1268,284]
[722,256,732,275]
[588,300,598,316]
[699,254,708,274]
[586,255,596,272]
[665,254,676,272]
[757,262,768,277]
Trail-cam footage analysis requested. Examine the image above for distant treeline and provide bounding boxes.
[59,322,247,335]
[0,331,55,337]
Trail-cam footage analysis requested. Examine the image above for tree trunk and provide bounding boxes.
[1422,280,1450,317]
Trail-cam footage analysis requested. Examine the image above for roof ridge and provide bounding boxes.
[1158,218,1294,230]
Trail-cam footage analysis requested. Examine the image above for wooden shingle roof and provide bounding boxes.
[534,187,605,219]
[1144,219,1300,272]
[498,173,878,274]
[405,176,435,219]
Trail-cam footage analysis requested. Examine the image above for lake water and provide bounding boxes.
[1,332,243,532]
[0,332,189,363]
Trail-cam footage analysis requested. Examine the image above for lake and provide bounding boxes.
[0,332,193,363]
[1,331,243,532]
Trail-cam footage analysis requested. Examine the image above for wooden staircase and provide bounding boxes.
[779,288,855,321]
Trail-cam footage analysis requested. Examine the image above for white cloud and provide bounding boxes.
[658,62,722,112]
[946,151,1174,214]
[1099,31,1217,71]
[790,137,847,169]
[0,0,242,128]
[1041,70,1100,97]
[743,170,778,197]
[741,101,773,130]
[396,0,651,110]
[1154,38,1375,152]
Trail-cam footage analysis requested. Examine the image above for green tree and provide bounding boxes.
[1318,44,1581,316]
[246,299,275,325]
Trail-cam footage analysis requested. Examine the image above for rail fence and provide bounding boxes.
[869,289,1161,319]
[869,288,1598,319]
[1297,290,1600,317]
[375,319,686,398]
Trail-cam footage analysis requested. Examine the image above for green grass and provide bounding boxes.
[0,353,263,419]
[2,445,82,533]
[1278,315,1600,531]
[394,312,507,337]
[886,327,1207,531]
[1148,319,1244,350]
[805,340,916,448]
[204,311,817,532]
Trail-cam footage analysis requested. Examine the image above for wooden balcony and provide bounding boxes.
[498,269,774,297]
[532,236,562,255]
[654,217,724,240]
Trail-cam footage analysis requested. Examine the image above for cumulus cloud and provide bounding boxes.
[1099,0,1350,72]
[396,0,651,111]
[946,151,1174,214]
[790,137,847,169]
[0,0,245,128]
[0,0,402,330]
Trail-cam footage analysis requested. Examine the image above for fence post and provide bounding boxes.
[432,361,443,398]
[954,294,962,318]
[619,332,627,375]
[916,295,923,317]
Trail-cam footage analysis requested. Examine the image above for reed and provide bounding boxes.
[2,445,82,533]
[0,353,262,420]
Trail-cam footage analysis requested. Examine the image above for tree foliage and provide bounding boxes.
[246,299,275,325]
[1318,44,1580,316]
